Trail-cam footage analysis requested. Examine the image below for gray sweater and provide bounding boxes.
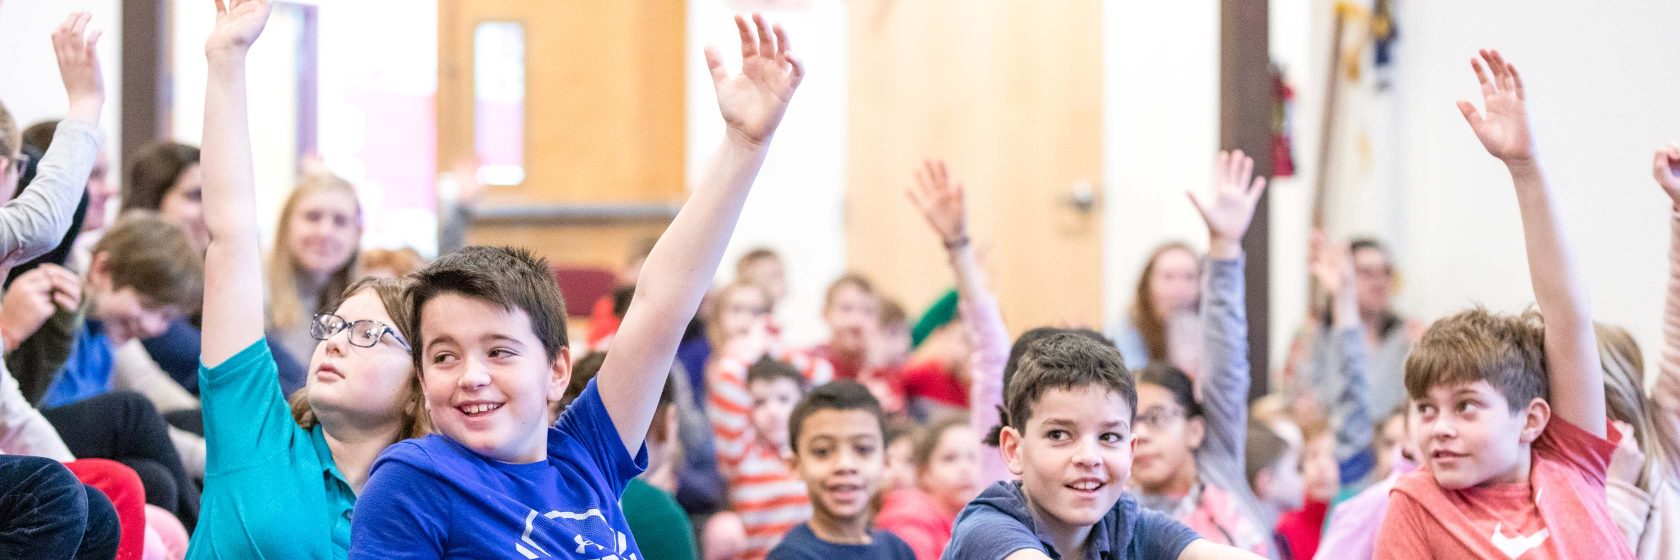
[1,119,99,266]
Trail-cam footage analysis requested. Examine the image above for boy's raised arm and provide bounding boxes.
[199,0,273,366]
[1457,49,1605,437]
[1187,150,1267,462]
[597,14,803,454]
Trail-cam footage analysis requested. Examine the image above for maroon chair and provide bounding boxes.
[550,265,620,315]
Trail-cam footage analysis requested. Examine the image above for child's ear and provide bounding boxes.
[999,426,1026,476]
[1518,397,1550,444]
[546,346,573,403]
[1185,416,1207,449]
[87,251,112,290]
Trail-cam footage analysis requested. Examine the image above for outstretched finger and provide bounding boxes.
[1471,57,1495,97]
[1506,61,1524,100]
[735,15,755,59]
[931,159,949,190]
[1186,191,1211,225]
[1456,100,1482,129]
[70,12,90,39]
[773,24,791,61]
[703,46,728,86]
[785,52,805,87]
[84,30,103,56]
[1247,176,1267,203]
[1237,152,1254,192]
[753,14,775,61]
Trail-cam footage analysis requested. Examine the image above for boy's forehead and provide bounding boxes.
[1030,385,1134,423]
[1421,379,1505,402]
[797,409,882,441]
[419,293,537,341]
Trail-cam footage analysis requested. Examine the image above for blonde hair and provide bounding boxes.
[1597,324,1680,484]
[358,247,426,278]
[288,276,430,439]
[267,174,362,332]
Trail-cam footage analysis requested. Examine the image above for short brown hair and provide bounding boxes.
[92,212,203,313]
[122,142,200,213]
[0,100,19,159]
[1403,307,1547,413]
[735,247,781,275]
[290,276,430,439]
[824,273,876,310]
[409,246,568,365]
[880,298,907,328]
[1005,332,1136,432]
[1245,420,1291,488]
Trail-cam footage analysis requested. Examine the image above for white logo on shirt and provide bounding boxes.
[515,508,637,560]
[1489,523,1549,559]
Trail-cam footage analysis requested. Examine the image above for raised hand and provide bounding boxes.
[705,14,804,147]
[907,159,968,246]
[1189,150,1268,259]
[1308,230,1352,296]
[1457,49,1535,164]
[0,264,81,351]
[1654,143,1680,207]
[51,12,105,123]
[206,0,271,59]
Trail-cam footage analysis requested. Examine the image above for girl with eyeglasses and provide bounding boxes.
[188,1,429,557]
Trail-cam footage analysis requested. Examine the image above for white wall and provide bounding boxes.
[1100,0,1221,333]
[688,0,848,346]
[0,0,122,168]
[1266,0,1680,378]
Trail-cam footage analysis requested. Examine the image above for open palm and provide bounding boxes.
[706,14,804,146]
[206,0,271,56]
[907,159,967,243]
[1308,230,1351,296]
[1190,150,1267,244]
[1654,143,1680,205]
[1458,49,1534,163]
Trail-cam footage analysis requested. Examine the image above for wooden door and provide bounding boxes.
[437,0,686,268]
[847,0,1105,333]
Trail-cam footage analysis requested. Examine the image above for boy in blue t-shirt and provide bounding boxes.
[768,381,914,560]
[347,13,805,560]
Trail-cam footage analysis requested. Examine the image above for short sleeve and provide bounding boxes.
[1133,507,1201,559]
[348,455,451,559]
[1537,417,1618,488]
[553,378,648,495]
[1371,492,1434,560]
[943,505,1042,560]
[199,340,300,473]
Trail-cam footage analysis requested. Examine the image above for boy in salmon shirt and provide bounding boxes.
[1372,49,1633,559]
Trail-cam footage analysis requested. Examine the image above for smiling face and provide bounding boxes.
[284,188,361,279]
[791,408,885,525]
[1001,385,1135,531]
[1412,380,1546,489]
[306,290,418,426]
[419,293,569,463]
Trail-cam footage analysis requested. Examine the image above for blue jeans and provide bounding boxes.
[0,455,118,559]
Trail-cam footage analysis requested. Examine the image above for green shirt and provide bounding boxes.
[623,478,698,560]
[187,341,357,559]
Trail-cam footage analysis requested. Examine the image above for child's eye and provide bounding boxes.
[1044,429,1069,441]
[430,352,457,365]
[1415,403,1436,416]
[855,445,876,456]
[810,447,831,458]
[487,348,516,359]
[1456,401,1478,414]
[1100,432,1125,444]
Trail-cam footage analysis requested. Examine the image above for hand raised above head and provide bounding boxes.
[907,159,968,246]
[51,12,105,113]
[206,0,272,59]
[1457,49,1535,165]
[1188,150,1268,258]
[704,13,805,147]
